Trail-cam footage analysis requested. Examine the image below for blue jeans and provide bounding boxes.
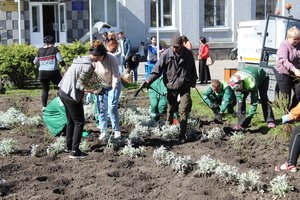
[96,82,122,133]
[119,56,125,74]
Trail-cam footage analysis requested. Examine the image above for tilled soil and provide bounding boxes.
[0,89,300,200]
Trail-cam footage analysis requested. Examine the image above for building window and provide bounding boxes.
[205,0,226,27]
[92,0,117,26]
[256,0,276,19]
[150,0,173,27]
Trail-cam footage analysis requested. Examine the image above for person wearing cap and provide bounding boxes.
[33,35,66,110]
[58,42,106,159]
[229,65,275,130]
[140,34,197,143]
[92,40,122,141]
[203,79,236,123]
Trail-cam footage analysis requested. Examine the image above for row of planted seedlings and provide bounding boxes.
[0,105,294,198]
[120,107,293,198]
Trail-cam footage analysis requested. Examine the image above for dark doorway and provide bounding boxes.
[42,5,55,41]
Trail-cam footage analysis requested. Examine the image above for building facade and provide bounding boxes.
[1,0,300,56]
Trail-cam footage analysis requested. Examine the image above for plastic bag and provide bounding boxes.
[207,56,214,66]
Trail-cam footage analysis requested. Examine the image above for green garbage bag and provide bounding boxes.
[42,97,67,137]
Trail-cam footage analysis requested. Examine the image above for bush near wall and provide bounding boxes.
[59,41,90,68]
[0,44,37,89]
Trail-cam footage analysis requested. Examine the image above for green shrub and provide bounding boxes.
[0,44,37,89]
[59,41,90,68]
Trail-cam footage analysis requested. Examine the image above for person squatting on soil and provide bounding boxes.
[229,65,275,131]
[203,79,236,123]
[275,26,300,111]
[92,40,122,141]
[275,125,300,173]
[58,42,106,159]
[124,54,140,83]
[148,77,168,122]
[33,35,66,110]
[140,34,197,143]
[197,36,211,84]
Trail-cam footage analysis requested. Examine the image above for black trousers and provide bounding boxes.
[58,89,84,152]
[198,59,211,83]
[274,70,300,111]
[39,70,62,107]
[237,76,274,127]
[288,125,300,166]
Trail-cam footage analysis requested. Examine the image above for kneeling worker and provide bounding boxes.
[203,79,236,123]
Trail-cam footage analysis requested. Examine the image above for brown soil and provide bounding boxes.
[0,89,300,200]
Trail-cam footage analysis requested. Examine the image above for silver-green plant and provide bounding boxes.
[79,140,90,152]
[0,138,19,156]
[151,124,180,140]
[194,155,220,177]
[83,103,96,121]
[46,136,66,155]
[230,131,245,151]
[238,170,261,192]
[120,143,145,158]
[0,107,41,128]
[206,127,226,140]
[153,146,176,166]
[269,174,293,198]
[215,162,240,184]
[122,107,156,127]
[171,155,193,175]
[30,144,39,157]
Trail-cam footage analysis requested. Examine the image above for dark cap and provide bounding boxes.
[171,35,183,47]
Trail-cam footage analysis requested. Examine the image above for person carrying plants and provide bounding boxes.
[203,79,236,123]
[58,42,106,159]
[229,65,276,130]
[139,34,197,143]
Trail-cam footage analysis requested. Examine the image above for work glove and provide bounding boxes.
[210,102,219,109]
[214,113,223,124]
[282,114,292,124]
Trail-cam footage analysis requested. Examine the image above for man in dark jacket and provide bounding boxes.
[141,35,197,143]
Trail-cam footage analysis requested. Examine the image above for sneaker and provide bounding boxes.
[114,131,121,139]
[99,131,109,140]
[69,150,87,159]
[275,163,297,172]
[64,147,71,153]
[267,122,276,128]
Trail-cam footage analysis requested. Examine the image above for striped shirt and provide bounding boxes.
[33,46,64,71]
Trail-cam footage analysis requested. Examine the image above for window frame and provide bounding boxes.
[150,0,175,29]
[92,0,118,27]
[204,0,227,28]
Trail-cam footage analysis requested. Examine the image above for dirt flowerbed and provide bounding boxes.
[0,89,300,200]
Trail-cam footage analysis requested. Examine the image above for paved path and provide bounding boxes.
[136,60,239,91]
